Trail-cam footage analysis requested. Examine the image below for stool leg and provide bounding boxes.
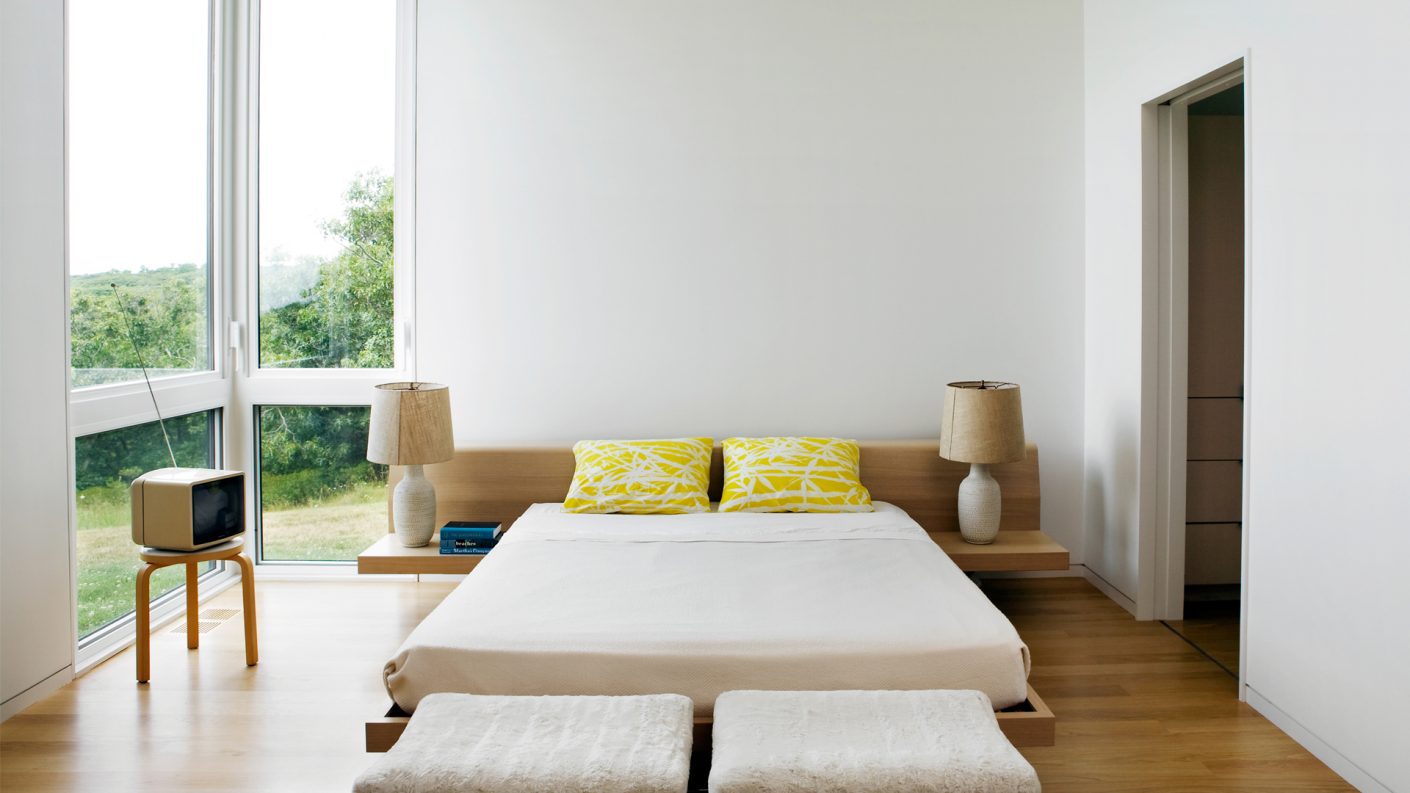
[136,564,156,683]
[185,562,200,650]
[235,554,258,666]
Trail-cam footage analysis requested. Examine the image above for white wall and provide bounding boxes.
[415,0,1088,552]
[1,0,77,718]
[1083,2,1410,790]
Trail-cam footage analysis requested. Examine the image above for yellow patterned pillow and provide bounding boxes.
[563,438,713,514]
[719,437,874,513]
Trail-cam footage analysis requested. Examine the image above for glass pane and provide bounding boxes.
[75,411,218,639]
[257,406,388,561]
[258,0,396,369]
[68,0,211,388]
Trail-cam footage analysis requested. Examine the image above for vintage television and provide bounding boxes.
[130,468,245,551]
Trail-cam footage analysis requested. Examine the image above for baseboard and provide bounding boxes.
[1078,565,1138,616]
[1245,686,1395,793]
[1,664,72,722]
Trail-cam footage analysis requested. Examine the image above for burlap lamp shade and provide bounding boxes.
[368,382,454,466]
[939,381,1025,544]
[940,381,1026,464]
[368,382,454,547]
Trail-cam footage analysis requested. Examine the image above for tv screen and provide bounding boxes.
[191,476,244,546]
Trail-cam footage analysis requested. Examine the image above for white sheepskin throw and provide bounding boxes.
[353,693,693,793]
[709,689,1040,793]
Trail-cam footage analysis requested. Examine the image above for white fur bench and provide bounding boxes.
[709,689,1041,793]
[353,693,693,793]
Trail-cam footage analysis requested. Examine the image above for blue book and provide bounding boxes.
[440,536,497,553]
[440,540,494,556]
[440,521,503,541]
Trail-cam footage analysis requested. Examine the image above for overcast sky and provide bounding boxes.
[67,0,394,276]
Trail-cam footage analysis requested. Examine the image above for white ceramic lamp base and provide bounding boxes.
[957,463,1002,545]
[393,464,438,547]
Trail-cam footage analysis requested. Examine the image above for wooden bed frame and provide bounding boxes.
[366,439,1055,750]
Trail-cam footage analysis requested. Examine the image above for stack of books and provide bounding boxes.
[438,521,503,555]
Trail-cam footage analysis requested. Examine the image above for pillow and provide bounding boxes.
[719,437,874,513]
[563,437,713,514]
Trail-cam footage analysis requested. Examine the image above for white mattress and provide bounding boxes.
[383,502,1030,715]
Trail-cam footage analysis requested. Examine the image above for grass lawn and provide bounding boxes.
[75,482,387,637]
[260,482,387,561]
[76,522,202,637]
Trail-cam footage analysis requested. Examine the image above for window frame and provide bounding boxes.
[73,408,230,668]
[243,0,416,380]
[251,403,389,566]
[65,0,419,672]
[232,0,417,566]
[66,0,227,398]
[66,0,241,673]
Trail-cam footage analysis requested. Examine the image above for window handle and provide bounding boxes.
[230,321,244,374]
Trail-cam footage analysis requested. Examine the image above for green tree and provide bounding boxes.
[70,172,394,508]
[260,172,394,368]
[257,405,386,508]
[74,412,214,491]
[70,264,208,385]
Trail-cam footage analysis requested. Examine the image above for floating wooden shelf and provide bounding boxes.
[930,530,1069,572]
[356,533,488,575]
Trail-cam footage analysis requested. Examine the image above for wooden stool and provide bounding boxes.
[136,536,257,683]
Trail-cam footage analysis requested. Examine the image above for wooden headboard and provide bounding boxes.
[389,440,1040,535]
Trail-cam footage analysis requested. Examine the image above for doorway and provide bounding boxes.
[1145,65,1248,681]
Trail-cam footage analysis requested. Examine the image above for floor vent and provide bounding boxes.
[170,608,241,634]
[200,608,241,621]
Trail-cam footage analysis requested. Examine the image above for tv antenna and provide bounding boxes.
[110,284,178,469]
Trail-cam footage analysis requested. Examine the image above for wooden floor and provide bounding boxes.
[0,577,1350,792]
[1164,598,1242,675]
[988,580,1349,792]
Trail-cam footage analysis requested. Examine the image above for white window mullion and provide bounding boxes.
[70,379,228,439]
[394,0,418,380]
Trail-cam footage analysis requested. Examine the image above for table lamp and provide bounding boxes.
[939,380,1026,544]
[367,382,454,547]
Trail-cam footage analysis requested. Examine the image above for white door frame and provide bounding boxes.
[1151,67,1245,623]
[1139,55,1252,699]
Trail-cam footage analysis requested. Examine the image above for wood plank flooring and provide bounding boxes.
[985,579,1348,792]
[0,578,1351,792]
[1164,597,1242,675]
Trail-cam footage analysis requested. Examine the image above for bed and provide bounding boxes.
[385,501,1030,714]
[367,440,1055,749]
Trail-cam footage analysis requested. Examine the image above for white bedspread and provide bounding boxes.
[384,502,1031,715]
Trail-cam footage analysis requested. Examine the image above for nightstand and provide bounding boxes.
[929,531,1069,572]
[357,533,490,575]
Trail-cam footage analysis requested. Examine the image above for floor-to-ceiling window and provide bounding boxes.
[249,0,402,564]
[66,0,414,666]
[68,0,226,657]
